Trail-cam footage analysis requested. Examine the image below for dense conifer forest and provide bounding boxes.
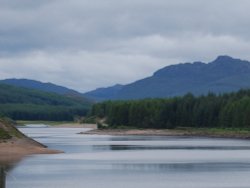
[0,84,91,121]
[90,89,250,129]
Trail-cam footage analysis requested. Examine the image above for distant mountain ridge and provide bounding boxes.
[84,84,124,101]
[84,55,250,100]
[0,79,80,95]
[2,55,250,101]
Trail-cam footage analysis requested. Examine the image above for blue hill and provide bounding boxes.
[84,56,250,100]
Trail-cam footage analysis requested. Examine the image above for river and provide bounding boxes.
[5,126,250,188]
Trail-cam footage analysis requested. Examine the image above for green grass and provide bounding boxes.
[0,128,12,139]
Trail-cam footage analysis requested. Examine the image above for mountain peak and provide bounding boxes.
[216,55,233,60]
[213,55,240,64]
[85,55,250,100]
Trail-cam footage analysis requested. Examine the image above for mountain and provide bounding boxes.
[84,84,124,101]
[0,83,92,120]
[0,78,80,95]
[0,78,93,103]
[84,55,250,100]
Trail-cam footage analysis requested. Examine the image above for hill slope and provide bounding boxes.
[1,79,79,95]
[0,83,91,120]
[85,56,250,100]
[84,84,124,101]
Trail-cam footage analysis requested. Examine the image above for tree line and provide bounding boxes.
[90,89,250,129]
[0,104,89,121]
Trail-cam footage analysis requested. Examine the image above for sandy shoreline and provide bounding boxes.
[3,123,249,164]
[82,128,250,139]
[0,137,61,164]
[0,122,97,164]
[0,123,96,164]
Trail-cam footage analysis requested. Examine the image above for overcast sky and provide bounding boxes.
[1,0,250,92]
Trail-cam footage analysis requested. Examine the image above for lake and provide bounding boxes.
[5,126,250,188]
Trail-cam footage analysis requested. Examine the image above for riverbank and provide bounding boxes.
[0,137,61,164]
[0,119,61,164]
[82,127,250,139]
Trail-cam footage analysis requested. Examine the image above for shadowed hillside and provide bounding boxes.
[0,84,92,121]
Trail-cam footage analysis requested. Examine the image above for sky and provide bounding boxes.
[1,0,250,92]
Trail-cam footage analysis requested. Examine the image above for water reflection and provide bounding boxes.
[0,164,14,188]
[7,127,250,188]
[0,166,5,188]
[92,144,250,151]
[112,162,250,172]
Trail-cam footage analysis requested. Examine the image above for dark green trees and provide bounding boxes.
[90,89,250,129]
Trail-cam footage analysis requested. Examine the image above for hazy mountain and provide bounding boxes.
[84,84,124,101]
[3,55,250,102]
[85,56,250,100]
[0,79,79,95]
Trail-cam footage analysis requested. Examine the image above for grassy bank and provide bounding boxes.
[0,119,24,140]
[0,129,11,140]
[0,119,61,163]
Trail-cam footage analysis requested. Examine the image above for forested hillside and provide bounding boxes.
[90,89,250,129]
[0,84,91,121]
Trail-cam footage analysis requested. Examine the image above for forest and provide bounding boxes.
[90,89,250,129]
[0,84,91,121]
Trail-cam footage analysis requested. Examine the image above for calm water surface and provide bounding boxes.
[5,126,250,188]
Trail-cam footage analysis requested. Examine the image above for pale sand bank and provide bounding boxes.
[0,123,96,163]
[81,128,250,139]
[0,138,61,164]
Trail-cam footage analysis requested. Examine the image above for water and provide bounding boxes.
[5,126,250,188]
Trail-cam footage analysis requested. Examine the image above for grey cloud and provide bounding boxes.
[0,0,250,91]
[0,50,167,92]
[1,0,250,53]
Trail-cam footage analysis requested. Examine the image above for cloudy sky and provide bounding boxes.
[1,0,250,92]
